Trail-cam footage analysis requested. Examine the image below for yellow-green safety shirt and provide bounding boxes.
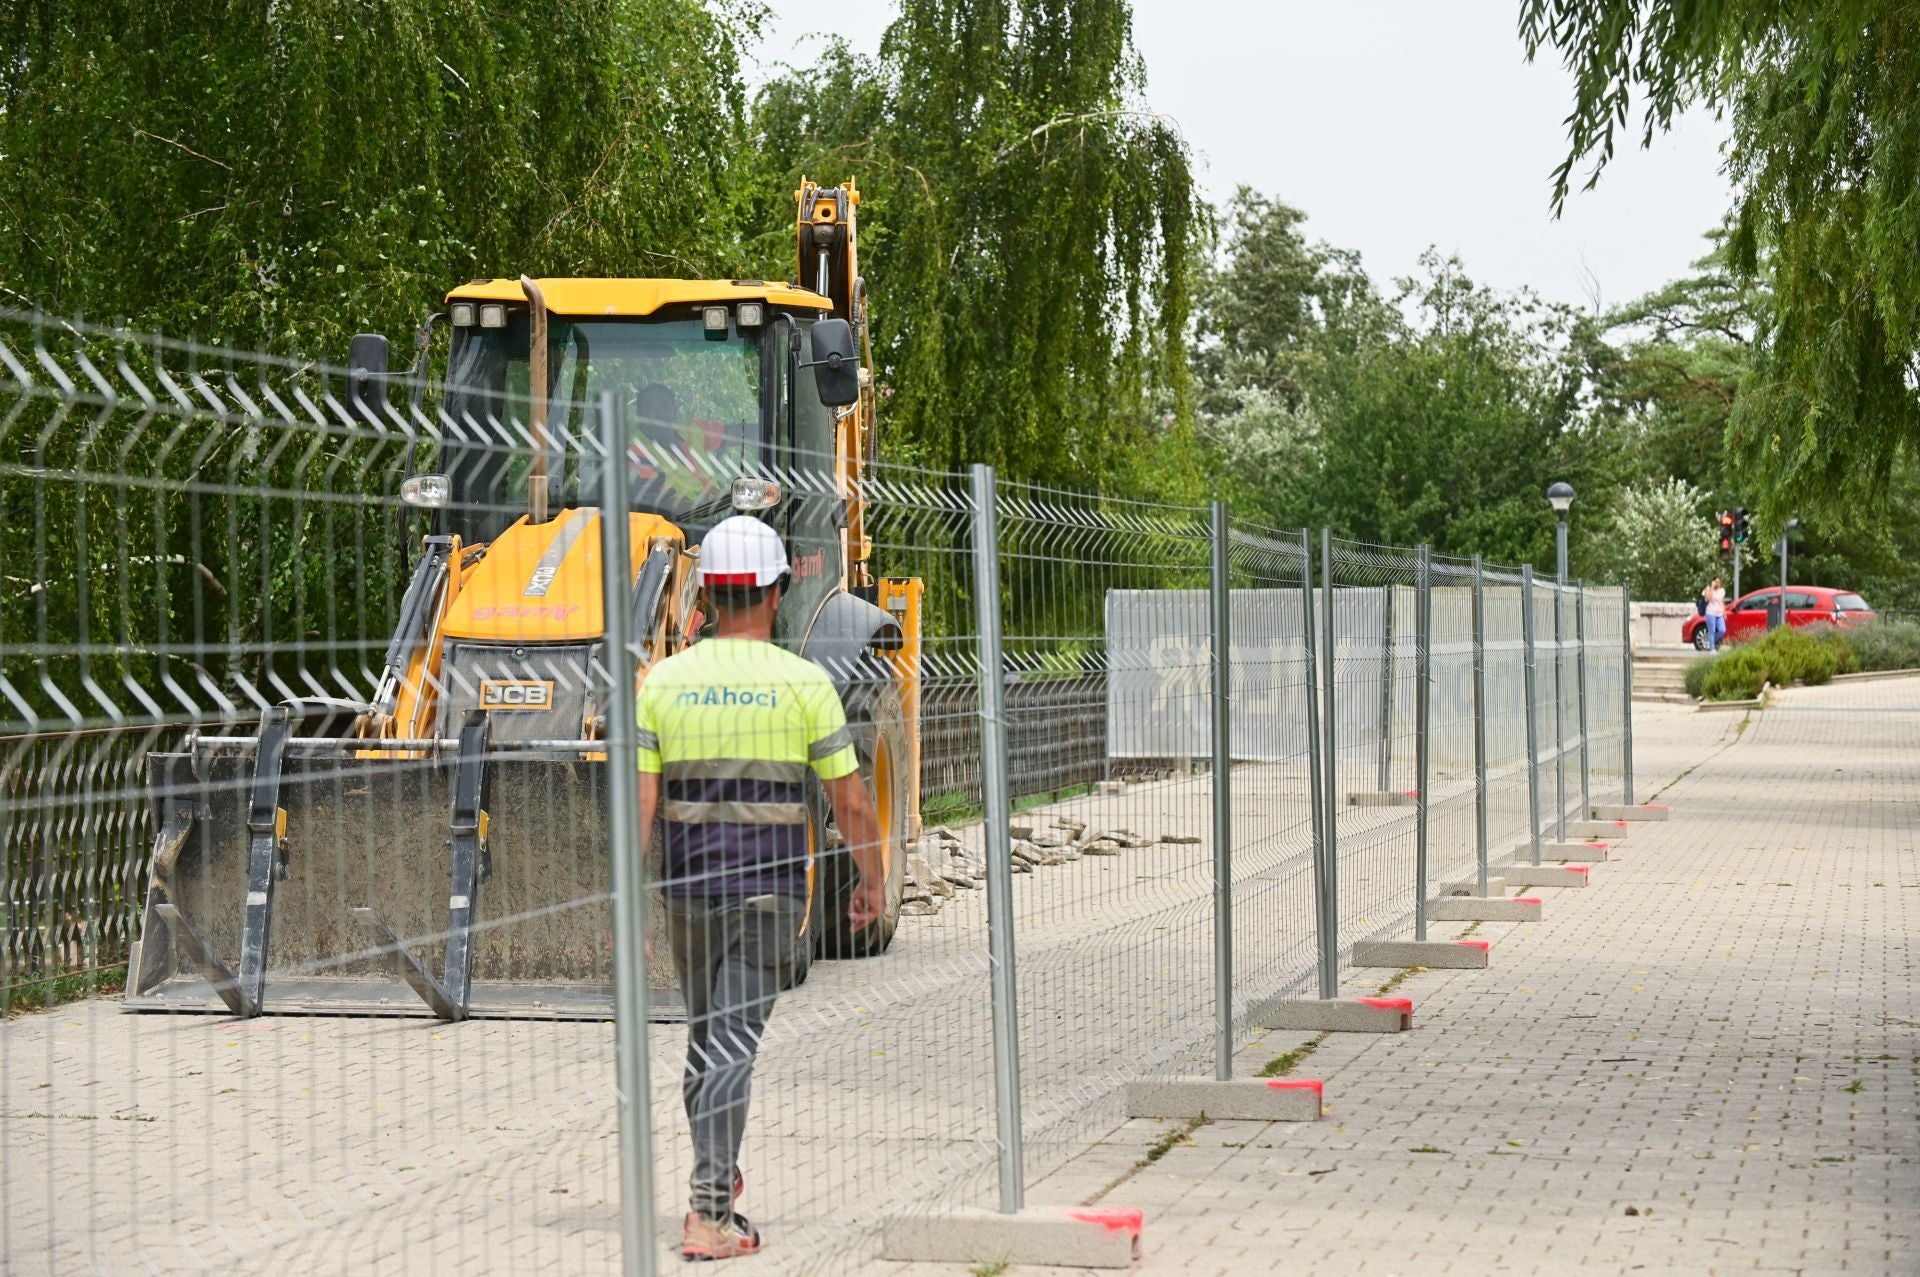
[637,638,858,898]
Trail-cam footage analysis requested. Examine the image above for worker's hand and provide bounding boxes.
[848,877,886,930]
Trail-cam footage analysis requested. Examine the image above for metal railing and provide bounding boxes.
[0,312,1634,1274]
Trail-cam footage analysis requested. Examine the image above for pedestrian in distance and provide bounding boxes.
[636,514,884,1263]
[1703,576,1728,651]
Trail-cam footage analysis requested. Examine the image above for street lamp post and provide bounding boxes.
[1546,482,1573,840]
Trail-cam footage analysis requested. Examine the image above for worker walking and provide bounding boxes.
[637,515,883,1262]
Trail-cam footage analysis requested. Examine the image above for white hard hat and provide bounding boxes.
[698,515,790,588]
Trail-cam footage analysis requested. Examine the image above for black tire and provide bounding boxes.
[811,664,909,960]
[1691,626,1710,651]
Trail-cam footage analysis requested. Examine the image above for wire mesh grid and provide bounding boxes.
[1,307,1645,1275]
[1222,522,1319,1025]
[1422,555,1480,897]
[0,308,656,1273]
[983,480,1221,1185]
[1320,535,1425,954]
[1477,564,1535,867]
[1581,585,1629,809]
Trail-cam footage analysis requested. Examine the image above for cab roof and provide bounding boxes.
[445,277,831,318]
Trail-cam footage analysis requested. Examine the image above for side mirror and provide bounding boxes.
[808,319,860,408]
[347,333,390,425]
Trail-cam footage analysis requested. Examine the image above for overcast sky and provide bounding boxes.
[750,2,1733,315]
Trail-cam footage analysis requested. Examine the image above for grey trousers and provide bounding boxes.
[665,893,806,1219]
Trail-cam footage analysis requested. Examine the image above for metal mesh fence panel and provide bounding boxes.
[1480,566,1534,866]
[0,310,649,1273]
[1223,523,1320,1021]
[1424,556,1479,897]
[1582,585,1628,807]
[1,308,1642,1275]
[1321,536,1424,955]
[987,480,1220,1185]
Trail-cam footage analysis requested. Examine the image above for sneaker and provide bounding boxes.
[682,1211,761,1262]
[733,1169,744,1205]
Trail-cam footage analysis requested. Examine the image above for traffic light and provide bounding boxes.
[1732,507,1750,544]
[1717,511,1734,560]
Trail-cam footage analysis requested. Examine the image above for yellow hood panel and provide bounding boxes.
[444,510,682,643]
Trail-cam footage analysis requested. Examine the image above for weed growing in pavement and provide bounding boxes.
[1409,1145,1448,1154]
[1142,1115,1210,1166]
[1373,966,1425,996]
[1258,1036,1324,1078]
[969,1263,1009,1277]
[1844,1079,1865,1093]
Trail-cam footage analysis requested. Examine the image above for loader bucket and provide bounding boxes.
[125,731,681,1021]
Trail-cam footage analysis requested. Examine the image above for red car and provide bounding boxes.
[1683,585,1876,650]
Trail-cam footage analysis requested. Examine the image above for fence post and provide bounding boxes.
[1552,578,1567,841]
[1377,582,1394,791]
[1471,555,1488,898]
[969,463,1024,1214]
[597,393,659,1277]
[1576,579,1591,820]
[1209,502,1233,1080]
[1413,544,1432,941]
[1300,530,1332,1001]
[1317,528,1339,998]
[1621,582,1635,805]
[1521,566,1543,865]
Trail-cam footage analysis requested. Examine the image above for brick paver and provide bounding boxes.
[2,680,1913,1274]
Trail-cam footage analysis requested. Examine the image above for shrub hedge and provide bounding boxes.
[1681,618,1920,701]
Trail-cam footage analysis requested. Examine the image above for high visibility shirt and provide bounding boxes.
[636,638,858,898]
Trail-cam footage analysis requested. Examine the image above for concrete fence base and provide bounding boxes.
[1593,803,1669,821]
[1348,790,1419,807]
[1428,895,1542,922]
[1249,996,1412,1033]
[1541,841,1611,862]
[1569,819,1629,839]
[1505,864,1592,888]
[1352,939,1489,969]
[1126,1077,1322,1122]
[882,1206,1143,1267]
[1439,876,1507,898]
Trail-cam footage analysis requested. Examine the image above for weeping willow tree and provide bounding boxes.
[0,0,758,354]
[751,1,1206,495]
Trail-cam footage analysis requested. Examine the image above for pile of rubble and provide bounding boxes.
[900,819,1201,916]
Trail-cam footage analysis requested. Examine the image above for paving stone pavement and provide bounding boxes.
[878,679,1919,1276]
[1,680,1912,1274]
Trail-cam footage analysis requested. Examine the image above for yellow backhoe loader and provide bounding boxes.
[125,181,923,1020]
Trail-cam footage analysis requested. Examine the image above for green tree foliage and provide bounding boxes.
[0,0,758,355]
[1587,230,1920,607]
[1193,193,1620,567]
[1520,0,1920,522]
[1585,477,1715,600]
[748,1,1205,491]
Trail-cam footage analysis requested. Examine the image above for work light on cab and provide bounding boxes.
[730,476,783,512]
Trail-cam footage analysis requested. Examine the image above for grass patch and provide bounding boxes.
[1844,1079,1864,1094]
[921,781,1101,831]
[1373,966,1424,996]
[969,1264,1009,1277]
[4,964,128,1017]
[1409,1145,1448,1154]
[1141,1115,1210,1166]
[1257,1035,1324,1078]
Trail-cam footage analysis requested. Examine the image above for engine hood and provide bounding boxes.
[443,508,682,643]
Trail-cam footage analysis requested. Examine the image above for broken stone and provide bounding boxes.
[1082,845,1122,856]
[1009,823,1034,840]
[904,887,933,904]
[1052,818,1088,833]
[940,872,977,890]
[1161,834,1202,845]
[1027,832,1068,848]
[1010,841,1041,865]
[901,899,941,916]
[1097,780,1125,796]
[1011,859,1033,873]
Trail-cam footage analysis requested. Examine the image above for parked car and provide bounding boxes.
[1682,586,1876,649]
